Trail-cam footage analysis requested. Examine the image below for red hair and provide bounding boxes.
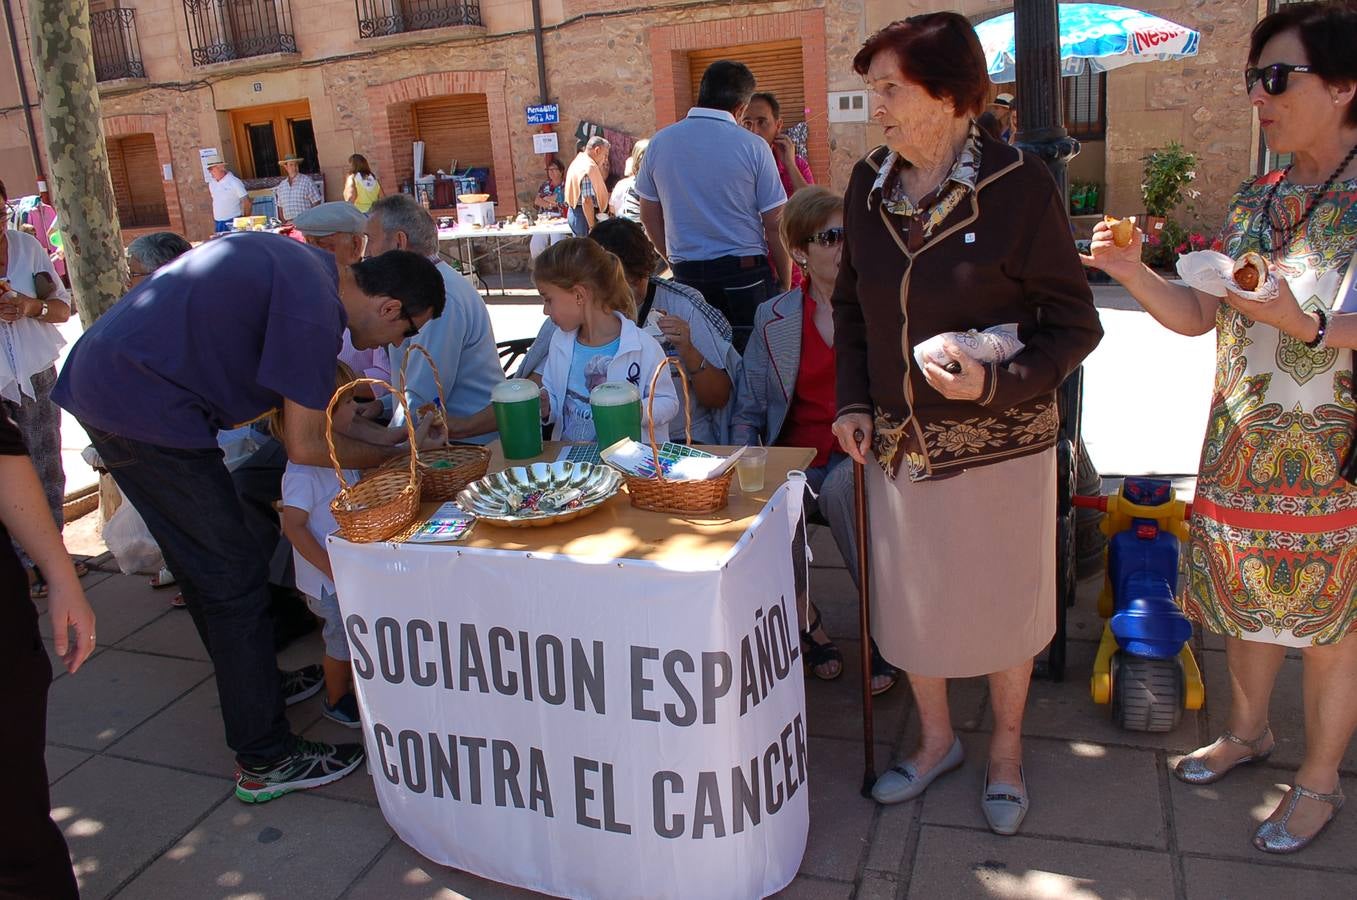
[853,13,990,118]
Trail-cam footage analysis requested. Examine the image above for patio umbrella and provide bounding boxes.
[977,2,1199,84]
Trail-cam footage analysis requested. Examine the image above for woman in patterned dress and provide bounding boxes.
[1084,1,1357,854]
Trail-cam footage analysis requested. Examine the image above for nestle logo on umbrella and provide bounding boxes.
[1132,28,1186,53]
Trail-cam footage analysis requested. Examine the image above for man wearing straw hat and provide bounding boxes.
[272,154,322,223]
[204,153,251,233]
[53,233,447,803]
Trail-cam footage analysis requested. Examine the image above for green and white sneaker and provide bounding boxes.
[235,739,365,803]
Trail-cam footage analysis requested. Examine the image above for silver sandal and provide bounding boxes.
[1253,783,1345,854]
[1174,725,1272,785]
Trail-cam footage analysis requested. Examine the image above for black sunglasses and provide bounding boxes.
[809,226,845,247]
[1245,63,1314,96]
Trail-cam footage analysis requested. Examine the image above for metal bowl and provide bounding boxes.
[456,461,623,527]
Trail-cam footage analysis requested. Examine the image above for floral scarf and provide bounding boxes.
[868,121,983,241]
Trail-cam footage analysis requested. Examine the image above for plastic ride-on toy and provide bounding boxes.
[1075,477,1204,732]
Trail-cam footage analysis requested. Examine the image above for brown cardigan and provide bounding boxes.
[833,133,1103,481]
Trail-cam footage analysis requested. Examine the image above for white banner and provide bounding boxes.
[329,483,809,899]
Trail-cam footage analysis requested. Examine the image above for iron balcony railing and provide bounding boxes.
[91,8,146,81]
[183,0,298,66]
[355,0,482,39]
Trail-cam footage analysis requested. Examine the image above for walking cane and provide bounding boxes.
[853,430,876,797]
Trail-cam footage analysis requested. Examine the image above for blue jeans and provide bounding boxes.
[84,425,292,766]
[567,205,590,236]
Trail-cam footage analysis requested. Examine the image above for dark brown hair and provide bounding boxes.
[1249,0,1357,125]
[588,218,658,284]
[348,154,373,177]
[852,13,990,118]
[749,92,781,119]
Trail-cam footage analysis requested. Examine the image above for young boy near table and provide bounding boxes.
[277,365,402,726]
[529,238,679,441]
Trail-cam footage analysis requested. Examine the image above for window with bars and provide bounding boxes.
[1063,70,1106,140]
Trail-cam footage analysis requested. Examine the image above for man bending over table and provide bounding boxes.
[53,232,447,803]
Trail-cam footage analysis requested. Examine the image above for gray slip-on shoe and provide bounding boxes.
[871,737,964,805]
[982,764,1029,836]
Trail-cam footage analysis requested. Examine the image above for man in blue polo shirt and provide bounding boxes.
[53,232,446,802]
[635,59,791,352]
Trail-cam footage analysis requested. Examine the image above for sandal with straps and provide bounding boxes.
[1174,725,1273,785]
[1254,783,1345,854]
[870,640,899,696]
[800,609,843,681]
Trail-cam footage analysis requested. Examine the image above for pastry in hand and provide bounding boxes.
[1103,215,1136,248]
[1232,252,1267,293]
[417,401,447,431]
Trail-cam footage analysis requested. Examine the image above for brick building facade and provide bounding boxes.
[0,0,1269,243]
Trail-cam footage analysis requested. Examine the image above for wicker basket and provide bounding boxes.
[623,358,733,515]
[395,343,492,501]
[328,377,422,543]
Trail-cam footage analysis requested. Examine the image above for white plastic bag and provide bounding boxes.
[1176,250,1280,301]
[913,323,1024,370]
[102,500,165,575]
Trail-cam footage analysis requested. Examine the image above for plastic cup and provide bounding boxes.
[492,379,544,460]
[736,447,768,493]
[590,382,642,450]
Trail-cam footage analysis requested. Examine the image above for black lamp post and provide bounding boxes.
[1013,0,1084,682]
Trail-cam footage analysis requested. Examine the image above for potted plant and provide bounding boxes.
[1141,141,1197,236]
[1140,141,1199,270]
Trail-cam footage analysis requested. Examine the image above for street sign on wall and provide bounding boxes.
[526,104,560,126]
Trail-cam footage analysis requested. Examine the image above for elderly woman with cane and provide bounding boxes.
[1085,0,1357,854]
[832,14,1102,834]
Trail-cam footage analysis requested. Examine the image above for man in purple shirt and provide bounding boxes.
[53,232,445,802]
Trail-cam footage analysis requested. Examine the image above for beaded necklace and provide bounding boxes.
[1253,141,1357,252]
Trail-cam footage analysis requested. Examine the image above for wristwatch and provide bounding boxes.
[35,301,49,320]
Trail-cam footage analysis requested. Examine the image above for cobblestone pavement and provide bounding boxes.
[40,290,1353,898]
[40,537,1355,900]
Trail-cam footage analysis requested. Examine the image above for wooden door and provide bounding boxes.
[411,94,493,175]
[228,99,312,178]
[688,40,805,125]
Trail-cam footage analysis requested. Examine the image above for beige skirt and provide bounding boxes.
[868,447,1056,679]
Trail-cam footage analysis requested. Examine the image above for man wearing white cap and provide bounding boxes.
[205,153,251,233]
[272,154,321,223]
[989,92,1017,144]
[293,201,392,386]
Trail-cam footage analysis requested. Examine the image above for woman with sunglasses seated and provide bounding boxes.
[731,186,898,694]
[1084,2,1357,854]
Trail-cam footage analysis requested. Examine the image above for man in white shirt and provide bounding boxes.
[635,60,790,352]
[206,153,251,233]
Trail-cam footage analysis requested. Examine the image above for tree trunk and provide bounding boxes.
[29,0,126,326]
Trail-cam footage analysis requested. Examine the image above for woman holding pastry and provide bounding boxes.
[832,14,1102,834]
[1083,1,1357,855]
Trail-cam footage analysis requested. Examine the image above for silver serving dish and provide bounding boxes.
[456,461,623,527]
